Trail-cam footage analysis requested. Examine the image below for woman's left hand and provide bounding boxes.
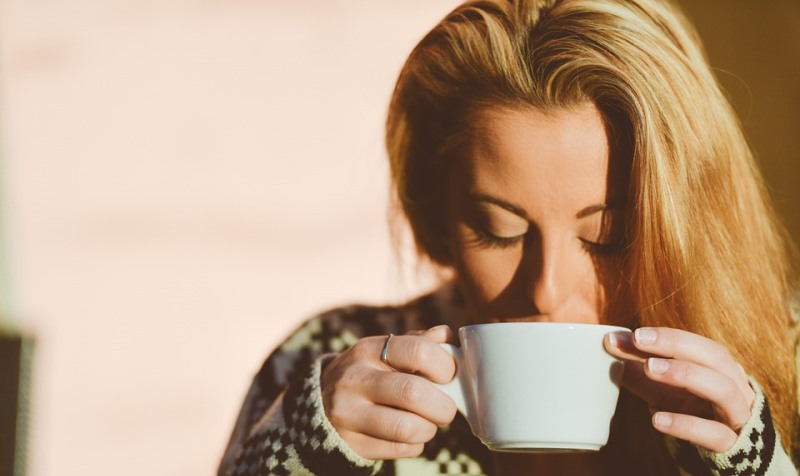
[604,327,756,453]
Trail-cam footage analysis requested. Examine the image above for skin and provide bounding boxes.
[320,103,755,469]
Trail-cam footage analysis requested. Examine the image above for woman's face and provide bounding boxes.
[446,103,631,326]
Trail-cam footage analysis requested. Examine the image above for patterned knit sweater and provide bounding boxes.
[219,286,797,475]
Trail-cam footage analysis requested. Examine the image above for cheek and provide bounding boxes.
[450,225,521,303]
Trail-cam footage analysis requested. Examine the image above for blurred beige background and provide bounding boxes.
[0,1,458,474]
[0,1,797,475]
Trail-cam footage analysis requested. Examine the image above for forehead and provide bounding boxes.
[453,104,626,209]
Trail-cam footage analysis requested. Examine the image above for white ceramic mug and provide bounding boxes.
[436,322,629,452]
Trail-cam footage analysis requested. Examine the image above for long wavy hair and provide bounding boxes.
[386,0,799,472]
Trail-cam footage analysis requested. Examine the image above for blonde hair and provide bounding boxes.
[386,0,799,470]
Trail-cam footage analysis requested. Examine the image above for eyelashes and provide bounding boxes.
[470,227,622,256]
[471,229,523,249]
[578,238,623,256]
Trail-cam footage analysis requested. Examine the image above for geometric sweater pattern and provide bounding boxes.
[219,286,797,475]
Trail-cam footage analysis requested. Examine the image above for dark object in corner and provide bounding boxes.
[0,331,34,476]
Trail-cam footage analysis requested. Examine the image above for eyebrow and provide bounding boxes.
[467,193,530,219]
[467,192,623,220]
[576,203,621,219]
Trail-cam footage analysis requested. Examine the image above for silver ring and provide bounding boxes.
[380,334,394,366]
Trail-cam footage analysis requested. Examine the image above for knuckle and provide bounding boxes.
[674,363,696,385]
[324,375,367,425]
[337,367,363,392]
[398,377,425,405]
[410,338,431,366]
[391,416,417,442]
[708,425,732,449]
[350,338,374,359]
[326,397,349,426]
[709,343,732,368]
[720,378,740,402]
[721,392,751,430]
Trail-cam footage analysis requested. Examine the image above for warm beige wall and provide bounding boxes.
[0,2,455,475]
[676,0,800,245]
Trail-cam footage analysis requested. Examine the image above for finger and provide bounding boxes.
[619,360,685,406]
[420,325,456,344]
[338,430,424,460]
[406,325,453,340]
[644,358,751,429]
[379,334,456,384]
[632,328,741,379]
[367,372,457,426]
[604,331,651,362]
[617,360,714,418]
[651,411,737,453]
[632,327,754,404]
[348,403,439,445]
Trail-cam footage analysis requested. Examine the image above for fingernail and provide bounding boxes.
[647,357,669,374]
[606,332,617,346]
[653,413,672,428]
[607,331,631,348]
[635,328,657,345]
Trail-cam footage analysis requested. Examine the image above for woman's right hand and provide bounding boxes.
[320,325,458,460]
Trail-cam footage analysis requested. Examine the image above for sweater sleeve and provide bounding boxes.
[671,380,797,476]
[220,354,382,476]
[218,314,384,476]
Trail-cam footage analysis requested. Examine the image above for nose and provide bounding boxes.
[525,233,578,321]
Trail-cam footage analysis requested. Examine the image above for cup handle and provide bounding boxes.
[435,343,468,417]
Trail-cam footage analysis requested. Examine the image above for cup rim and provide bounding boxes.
[458,322,631,333]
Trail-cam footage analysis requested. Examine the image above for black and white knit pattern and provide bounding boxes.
[220,285,796,475]
[693,382,784,476]
[232,359,382,476]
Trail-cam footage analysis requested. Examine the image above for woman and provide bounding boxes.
[219,0,799,474]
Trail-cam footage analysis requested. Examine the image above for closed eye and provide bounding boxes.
[580,238,622,256]
[472,228,525,249]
